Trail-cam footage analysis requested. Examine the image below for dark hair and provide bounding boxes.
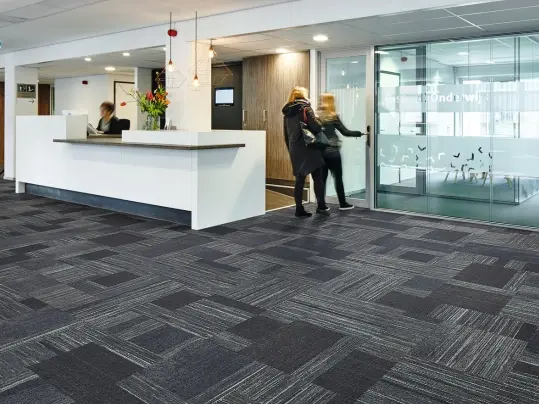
[100,101,115,114]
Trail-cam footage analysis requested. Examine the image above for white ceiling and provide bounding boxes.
[0,0,296,53]
[27,46,166,80]
[0,0,537,56]
[205,0,539,66]
[12,0,539,80]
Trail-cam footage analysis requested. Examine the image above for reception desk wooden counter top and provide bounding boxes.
[53,137,246,151]
[16,116,265,230]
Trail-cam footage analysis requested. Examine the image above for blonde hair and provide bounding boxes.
[288,86,309,103]
[318,93,337,120]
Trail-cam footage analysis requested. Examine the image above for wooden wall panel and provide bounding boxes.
[0,83,4,164]
[266,52,310,182]
[243,52,310,182]
[242,56,267,131]
[38,84,51,115]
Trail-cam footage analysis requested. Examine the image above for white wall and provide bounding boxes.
[108,74,136,127]
[4,66,38,179]
[166,40,212,131]
[135,67,152,129]
[54,73,134,126]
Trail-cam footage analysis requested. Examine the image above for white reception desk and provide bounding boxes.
[15,116,266,230]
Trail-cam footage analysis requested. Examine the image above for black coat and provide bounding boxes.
[282,99,324,177]
[320,114,363,156]
[97,116,121,135]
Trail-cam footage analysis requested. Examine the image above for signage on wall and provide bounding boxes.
[17,84,36,99]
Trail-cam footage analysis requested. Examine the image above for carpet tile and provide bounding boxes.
[1,179,539,402]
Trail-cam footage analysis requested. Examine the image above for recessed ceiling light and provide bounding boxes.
[105,66,116,71]
[163,47,167,51]
[375,50,389,54]
[84,57,91,62]
[313,34,328,42]
[351,61,359,64]
[276,48,289,53]
[123,52,130,57]
[458,52,469,56]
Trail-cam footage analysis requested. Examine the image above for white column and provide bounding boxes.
[166,32,211,131]
[309,49,319,110]
[308,49,318,202]
[134,67,153,129]
[4,65,38,180]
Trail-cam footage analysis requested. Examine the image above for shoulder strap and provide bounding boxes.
[303,107,308,123]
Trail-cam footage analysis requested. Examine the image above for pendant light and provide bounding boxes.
[193,11,200,87]
[208,39,215,59]
[167,12,177,72]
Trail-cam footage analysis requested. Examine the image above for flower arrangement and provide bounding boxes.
[121,71,170,130]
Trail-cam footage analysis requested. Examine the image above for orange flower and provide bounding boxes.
[120,102,127,106]
[165,99,170,105]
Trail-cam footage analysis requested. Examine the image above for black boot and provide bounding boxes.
[295,207,312,218]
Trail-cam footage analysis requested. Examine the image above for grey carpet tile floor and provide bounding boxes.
[1,180,539,404]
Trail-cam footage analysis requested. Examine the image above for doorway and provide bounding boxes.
[320,48,373,208]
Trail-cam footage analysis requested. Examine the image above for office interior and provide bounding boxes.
[4,2,539,403]
[4,0,539,229]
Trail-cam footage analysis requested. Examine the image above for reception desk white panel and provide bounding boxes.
[16,116,266,230]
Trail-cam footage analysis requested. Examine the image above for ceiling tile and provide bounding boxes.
[213,34,275,46]
[39,0,105,9]
[5,4,64,19]
[213,45,246,55]
[382,18,474,36]
[448,0,539,16]
[0,0,41,13]
[290,30,384,48]
[354,9,452,27]
[462,6,539,26]
[223,38,297,51]
[268,22,370,41]
[267,24,333,37]
[385,27,485,41]
[480,18,539,33]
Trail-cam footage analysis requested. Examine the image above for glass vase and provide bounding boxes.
[144,114,160,131]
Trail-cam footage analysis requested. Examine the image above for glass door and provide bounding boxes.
[320,49,373,208]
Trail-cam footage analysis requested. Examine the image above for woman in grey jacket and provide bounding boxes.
[318,93,365,210]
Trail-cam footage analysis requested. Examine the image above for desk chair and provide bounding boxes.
[118,119,130,133]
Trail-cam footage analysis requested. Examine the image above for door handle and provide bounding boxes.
[242,110,246,125]
[263,110,267,122]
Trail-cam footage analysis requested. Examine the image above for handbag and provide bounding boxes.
[301,108,330,150]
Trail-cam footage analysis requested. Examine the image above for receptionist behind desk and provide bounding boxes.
[96,101,121,135]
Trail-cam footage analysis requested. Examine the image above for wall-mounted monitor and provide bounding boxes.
[215,87,234,106]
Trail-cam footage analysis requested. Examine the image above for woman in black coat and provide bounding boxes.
[282,86,328,217]
[318,93,365,210]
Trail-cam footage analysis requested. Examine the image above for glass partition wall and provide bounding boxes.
[375,34,539,228]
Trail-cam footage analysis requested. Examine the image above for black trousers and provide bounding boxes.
[294,167,326,210]
[323,152,346,206]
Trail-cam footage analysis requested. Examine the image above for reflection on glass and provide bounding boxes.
[375,34,539,228]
